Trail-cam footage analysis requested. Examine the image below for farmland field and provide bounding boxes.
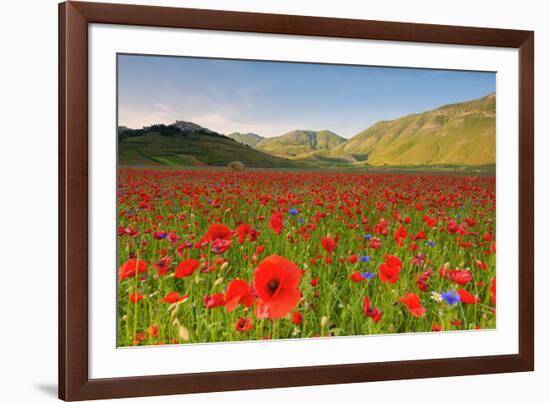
[117,168,496,347]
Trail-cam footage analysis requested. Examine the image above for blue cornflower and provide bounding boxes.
[288,208,299,216]
[441,290,461,305]
[427,239,436,247]
[361,272,375,279]
[359,255,371,263]
[297,217,305,224]
[363,233,372,240]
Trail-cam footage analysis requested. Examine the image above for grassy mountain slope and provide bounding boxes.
[321,93,495,166]
[118,123,307,168]
[227,132,264,147]
[255,130,346,158]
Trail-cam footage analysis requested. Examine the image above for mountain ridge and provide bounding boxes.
[227,132,264,147]
[318,92,495,166]
[254,129,346,159]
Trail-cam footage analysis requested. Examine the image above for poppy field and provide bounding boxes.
[117,168,496,347]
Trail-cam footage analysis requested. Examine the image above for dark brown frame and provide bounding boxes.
[59,1,534,400]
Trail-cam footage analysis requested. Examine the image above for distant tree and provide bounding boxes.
[228,161,245,171]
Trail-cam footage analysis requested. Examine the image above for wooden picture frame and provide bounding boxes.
[59,1,534,400]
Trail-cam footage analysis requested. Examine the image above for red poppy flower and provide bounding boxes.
[175,259,200,278]
[119,258,147,281]
[162,291,188,304]
[432,324,443,331]
[152,256,172,276]
[368,238,382,249]
[225,279,255,312]
[236,223,252,244]
[203,293,225,308]
[446,269,473,285]
[393,225,407,247]
[129,292,144,303]
[269,212,284,234]
[253,255,302,319]
[200,224,232,243]
[321,236,337,254]
[424,216,437,228]
[378,255,403,284]
[400,292,425,317]
[149,324,159,337]
[348,255,358,264]
[362,296,382,322]
[457,288,480,304]
[475,260,488,270]
[211,238,232,254]
[235,317,254,332]
[482,232,493,242]
[292,311,303,325]
[350,271,365,282]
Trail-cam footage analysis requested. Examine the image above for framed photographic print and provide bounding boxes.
[59,1,534,400]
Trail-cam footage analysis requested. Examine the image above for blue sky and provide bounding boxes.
[118,54,495,138]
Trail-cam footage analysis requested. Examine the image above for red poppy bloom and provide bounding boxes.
[204,293,225,308]
[253,255,302,319]
[362,296,382,322]
[446,269,473,285]
[211,238,232,254]
[292,311,303,325]
[368,238,382,249]
[321,236,337,254]
[490,278,496,306]
[269,212,284,234]
[475,260,488,270]
[348,255,358,264]
[432,324,443,331]
[200,224,232,243]
[378,255,403,284]
[175,259,200,278]
[457,288,480,304]
[350,271,365,282]
[152,256,172,276]
[162,291,188,304]
[119,258,147,281]
[235,317,254,332]
[400,292,425,317]
[149,324,159,337]
[424,216,437,228]
[393,225,407,247]
[129,292,144,303]
[225,279,255,312]
[235,223,253,244]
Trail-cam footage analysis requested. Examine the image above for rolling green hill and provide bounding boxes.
[227,132,264,147]
[254,130,346,159]
[118,122,307,169]
[321,93,496,166]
